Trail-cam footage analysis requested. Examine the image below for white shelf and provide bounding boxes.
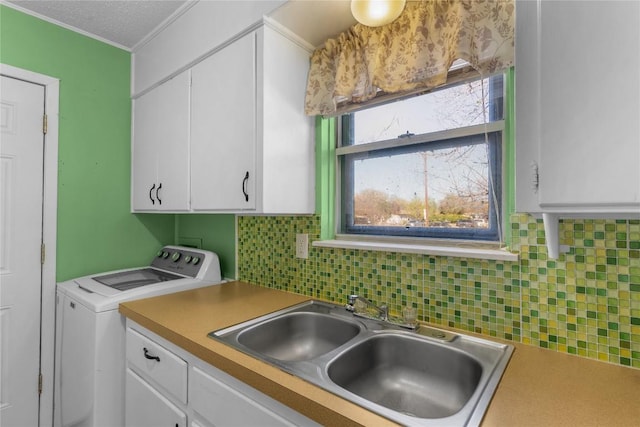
[313,239,518,262]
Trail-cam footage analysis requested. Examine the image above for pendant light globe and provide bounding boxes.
[351,0,406,27]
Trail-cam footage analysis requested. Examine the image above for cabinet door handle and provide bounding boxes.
[156,182,162,205]
[143,347,160,362]
[149,184,156,205]
[242,171,249,202]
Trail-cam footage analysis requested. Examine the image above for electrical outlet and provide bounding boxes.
[296,233,309,259]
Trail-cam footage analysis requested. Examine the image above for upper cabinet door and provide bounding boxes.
[190,32,257,211]
[154,71,191,211]
[132,88,159,211]
[259,25,315,214]
[516,0,640,213]
[132,71,191,211]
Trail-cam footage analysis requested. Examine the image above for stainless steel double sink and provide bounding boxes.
[209,300,513,426]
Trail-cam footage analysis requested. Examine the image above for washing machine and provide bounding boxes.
[54,245,223,427]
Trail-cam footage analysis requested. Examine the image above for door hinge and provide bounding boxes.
[530,161,539,193]
[41,243,45,265]
[38,373,43,395]
[43,114,48,135]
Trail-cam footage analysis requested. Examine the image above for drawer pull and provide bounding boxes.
[143,347,160,362]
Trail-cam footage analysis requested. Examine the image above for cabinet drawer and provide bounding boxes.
[126,327,187,404]
[125,368,186,427]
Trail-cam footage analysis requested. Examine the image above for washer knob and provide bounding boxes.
[162,251,169,259]
[171,252,181,262]
[192,256,200,265]
[184,255,192,264]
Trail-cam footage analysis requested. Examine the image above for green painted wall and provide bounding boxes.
[1,6,175,281]
[175,215,236,279]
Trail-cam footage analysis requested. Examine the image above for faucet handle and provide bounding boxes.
[380,304,388,320]
[346,295,358,312]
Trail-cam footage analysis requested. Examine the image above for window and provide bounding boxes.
[338,74,505,242]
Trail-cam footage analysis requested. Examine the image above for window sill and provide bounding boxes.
[312,238,518,262]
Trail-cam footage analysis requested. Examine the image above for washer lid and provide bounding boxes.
[70,267,186,298]
[92,268,182,291]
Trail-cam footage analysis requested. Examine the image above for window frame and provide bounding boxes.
[335,73,506,243]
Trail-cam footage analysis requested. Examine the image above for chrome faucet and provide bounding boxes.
[346,294,418,330]
[346,295,388,321]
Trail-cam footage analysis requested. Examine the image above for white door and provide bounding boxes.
[0,76,45,425]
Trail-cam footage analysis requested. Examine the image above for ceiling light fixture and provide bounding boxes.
[350,0,406,27]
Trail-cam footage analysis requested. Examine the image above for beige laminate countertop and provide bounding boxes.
[120,281,640,427]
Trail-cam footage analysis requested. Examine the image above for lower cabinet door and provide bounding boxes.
[190,419,211,427]
[126,368,187,427]
[190,366,303,426]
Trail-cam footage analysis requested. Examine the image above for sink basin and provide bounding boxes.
[327,334,482,418]
[211,301,365,364]
[210,300,513,426]
[237,312,360,361]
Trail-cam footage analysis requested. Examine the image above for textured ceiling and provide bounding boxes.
[269,0,355,47]
[4,0,359,51]
[4,0,188,50]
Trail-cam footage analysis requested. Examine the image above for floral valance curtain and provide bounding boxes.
[305,0,515,116]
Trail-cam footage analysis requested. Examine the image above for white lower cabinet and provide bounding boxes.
[190,365,302,427]
[126,368,188,427]
[126,327,188,404]
[125,321,320,427]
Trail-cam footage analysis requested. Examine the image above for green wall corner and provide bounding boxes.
[315,116,336,240]
[503,67,516,248]
[175,215,236,279]
[1,5,175,281]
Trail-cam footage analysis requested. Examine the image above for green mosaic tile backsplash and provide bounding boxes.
[237,214,640,369]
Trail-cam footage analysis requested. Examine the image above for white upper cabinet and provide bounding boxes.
[516,0,640,214]
[190,33,257,211]
[132,1,285,96]
[132,70,190,211]
[258,25,315,214]
[132,19,314,214]
[190,25,314,213]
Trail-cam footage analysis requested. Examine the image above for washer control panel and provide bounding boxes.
[150,246,207,278]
